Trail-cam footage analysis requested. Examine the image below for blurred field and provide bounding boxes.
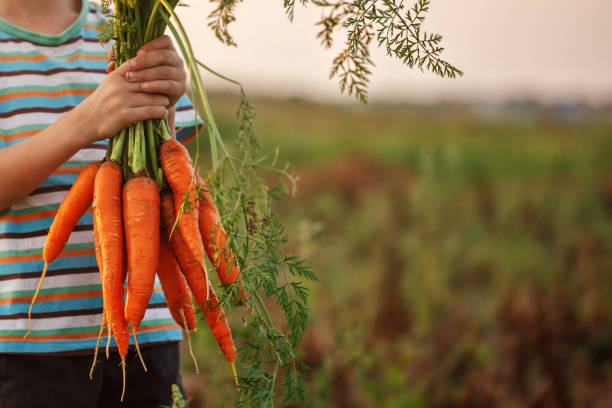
[182,95,612,408]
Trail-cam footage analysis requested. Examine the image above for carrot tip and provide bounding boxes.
[120,357,126,402]
[231,362,238,386]
[132,327,148,372]
[89,313,106,380]
[25,262,49,339]
[181,308,199,375]
[106,321,111,359]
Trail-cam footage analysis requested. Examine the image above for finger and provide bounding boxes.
[137,35,173,54]
[128,49,183,71]
[126,92,170,108]
[124,106,169,124]
[106,60,115,73]
[125,65,184,82]
[139,80,185,99]
[113,60,132,76]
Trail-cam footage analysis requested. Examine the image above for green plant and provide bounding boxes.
[99,1,459,406]
[207,0,462,102]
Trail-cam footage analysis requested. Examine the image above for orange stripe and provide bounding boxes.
[0,323,179,342]
[0,53,106,63]
[53,165,86,175]
[0,88,94,104]
[0,248,95,264]
[0,207,92,224]
[0,288,164,306]
[0,129,38,142]
[82,24,105,31]
[0,290,102,306]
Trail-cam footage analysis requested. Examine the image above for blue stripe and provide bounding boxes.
[82,28,105,38]
[0,59,106,72]
[0,329,182,353]
[0,255,97,276]
[2,95,90,110]
[0,213,92,235]
[0,28,105,41]
[1,290,168,316]
[176,96,193,109]
[40,173,78,187]
[1,297,102,316]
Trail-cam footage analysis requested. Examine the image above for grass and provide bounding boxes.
[182,94,612,407]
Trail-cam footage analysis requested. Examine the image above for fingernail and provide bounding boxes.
[141,82,148,89]
[129,59,136,67]
[125,71,131,79]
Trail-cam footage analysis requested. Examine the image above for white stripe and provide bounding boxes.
[0,40,110,57]
[68,148,106,162]
[1,111,66,130]
[0,230,93,252]
[2,313,101,332]
[2,307,172,332]
[11,190,67,210]
[0,71,106,91]
[175,109,198,126]
[1,273,100,293]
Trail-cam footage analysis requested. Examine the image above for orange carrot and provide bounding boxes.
[158,236,199,373]
[93,161,129,399]
[25,161,100,337]
[196,175,247,302]
[157,237,196,330]
[160,191,208,307]
[160,139,208,300]
[202,281,238,383]
[123,175,160,329]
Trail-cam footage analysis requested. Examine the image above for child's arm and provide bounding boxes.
[0,37,186,211]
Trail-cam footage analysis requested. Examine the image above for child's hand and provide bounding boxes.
[77,35,187,143]
[77,59,170,143]
[124,35,187,108]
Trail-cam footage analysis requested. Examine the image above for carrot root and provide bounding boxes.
[106,320,111,359]
[231,362,238,386]
[132,327,147,372]
[89,313,106,380]
[120,357,126,402]
[180,308,199,374]
[24,262,49,339]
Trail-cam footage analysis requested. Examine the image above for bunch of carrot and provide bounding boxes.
[24,0,244,402]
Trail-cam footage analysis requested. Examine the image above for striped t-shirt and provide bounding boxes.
[0,1,199,354]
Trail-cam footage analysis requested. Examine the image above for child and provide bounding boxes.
[0,1,197,406]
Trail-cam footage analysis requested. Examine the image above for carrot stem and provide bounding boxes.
[160,120,171,142]
[132,124,145,173]
[111,129,127,163]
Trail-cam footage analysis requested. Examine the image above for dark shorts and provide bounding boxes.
[0,342,184,408]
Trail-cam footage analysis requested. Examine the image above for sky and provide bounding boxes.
[175,1,612,105]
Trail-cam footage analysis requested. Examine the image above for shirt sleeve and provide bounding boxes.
[174,95,204,145]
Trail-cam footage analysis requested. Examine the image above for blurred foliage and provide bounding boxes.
[182,95,612,407]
